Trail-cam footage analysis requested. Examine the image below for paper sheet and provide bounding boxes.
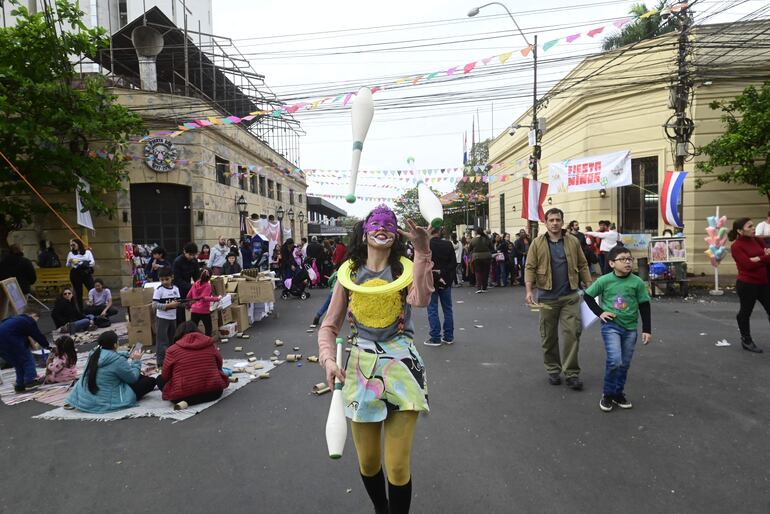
[581,296,600,331]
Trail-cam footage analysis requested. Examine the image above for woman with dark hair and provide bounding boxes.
[728,217,770,353]
[52,288,92,334]
[66,331,156,413]
[468,227,492,294]
[280,238,297,280]
[156,321,229,408]
[66,239,95,312]
[197,244,211,268]
[317,206,433,514]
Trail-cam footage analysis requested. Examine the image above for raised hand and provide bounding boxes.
[398,218,430,253]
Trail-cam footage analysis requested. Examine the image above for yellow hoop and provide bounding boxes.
[337,257,414,294]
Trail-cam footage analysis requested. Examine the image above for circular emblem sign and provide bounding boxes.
[143,138,178,172]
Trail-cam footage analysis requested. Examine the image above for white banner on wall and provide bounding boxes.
[548,150,632,194]
[75,178,94,230]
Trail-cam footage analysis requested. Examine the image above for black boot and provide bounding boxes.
[388,478,412,514]
[361,469,388,514]
[741,336,763,353]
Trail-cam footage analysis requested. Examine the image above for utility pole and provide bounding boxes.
[664,3,694,225]
[529,34,540,240]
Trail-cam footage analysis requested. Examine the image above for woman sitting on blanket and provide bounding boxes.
[66,331,156,413]
[157,321,229,407]
[44,336,78,384]
[52,288,93,334]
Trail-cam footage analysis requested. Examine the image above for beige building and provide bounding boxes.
[488,21,770,276]
[9,8,305,289]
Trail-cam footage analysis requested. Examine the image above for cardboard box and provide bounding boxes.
[128,323,154,346]
[225,279,242,293]
[128,304,153,326]
[120,287,153,308]
[211,276,226,296]
[233,304,250,332]
[218,322,238,338]
[237,279,274,304]
[219,306,233,325]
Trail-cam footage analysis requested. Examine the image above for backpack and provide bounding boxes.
[93,316,111,328]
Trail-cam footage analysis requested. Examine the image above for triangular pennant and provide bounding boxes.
[587,26,605,38]
[543,39,560,51]
[520,47,531,57]
[499,51,513,64]
[463,62,477,74]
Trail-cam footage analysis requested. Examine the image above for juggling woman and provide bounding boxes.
[317,205,433,514]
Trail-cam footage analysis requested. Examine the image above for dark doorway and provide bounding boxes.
[130,184,191,258]
[618,157,659,235]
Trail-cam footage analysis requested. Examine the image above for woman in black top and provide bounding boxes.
[52,288,92,334]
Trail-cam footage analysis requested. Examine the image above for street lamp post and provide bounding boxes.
[468,2,540,240]
[298,211,305,239]
[236,194,248,237]
[276,205,285,244]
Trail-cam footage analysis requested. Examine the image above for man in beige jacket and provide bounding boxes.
[525,208,592,390]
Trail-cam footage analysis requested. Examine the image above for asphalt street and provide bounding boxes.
[2,285,769,513]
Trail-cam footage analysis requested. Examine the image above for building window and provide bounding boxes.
[249,173,257,194]
[118,0,128,27]
[215,156,229,186]
[267,179,275,199]
[298,193,303,204]
[289,189,295,205]
[276,183,282,202]
[259,176,266,197]
[238,166,247,190]
[619,157,659,234]
[499,193,505,234]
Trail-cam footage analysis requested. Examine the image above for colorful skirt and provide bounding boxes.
[342,335,429,423]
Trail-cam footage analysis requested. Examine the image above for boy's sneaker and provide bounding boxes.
[441,338,454,345]
[475,289,483,294]
[309,316,320,328]
[613,394,633,409]
[599,396,614,412]
[423,339,442,347]
[14,377,44,393]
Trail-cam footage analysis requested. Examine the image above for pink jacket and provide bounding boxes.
[317,248,434,368]
[187,281,220,315]
[45,354,78,383]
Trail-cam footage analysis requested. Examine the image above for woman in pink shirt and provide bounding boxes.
[186,269,221,336]
[45,335,78,384]
[317,205,433,514]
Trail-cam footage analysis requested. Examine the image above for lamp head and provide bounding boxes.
[467,7,480,17]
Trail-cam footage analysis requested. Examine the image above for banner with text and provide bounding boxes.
[548,150,631,193]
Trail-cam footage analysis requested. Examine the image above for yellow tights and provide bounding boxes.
[351,411,418,486]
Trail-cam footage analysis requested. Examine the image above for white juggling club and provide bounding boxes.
[325,337,347,459]
[416,180,444,229]
[346,87,374,203]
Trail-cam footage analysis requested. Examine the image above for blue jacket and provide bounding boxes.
[0,315,49,355]
[66,349,141,413]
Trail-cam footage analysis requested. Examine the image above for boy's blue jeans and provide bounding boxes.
[428,287,453,342]
[317,290,333,318]
[0,341,37,387]
[600,321,637,397]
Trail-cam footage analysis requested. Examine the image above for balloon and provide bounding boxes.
[718,227,728,239]
[406,156,415,165]
[715,247,727,260]
[707,216,717,228]
[704,249,714,258]
[716,216,727,228]
[709,245,718,254]
[719,235,728,247]
[706,226,717,238]
[704,236,715,245]
[709,255,718,268]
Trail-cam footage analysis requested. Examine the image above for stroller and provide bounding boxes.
[281,265,312,300]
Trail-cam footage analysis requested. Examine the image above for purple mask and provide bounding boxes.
[364,205,398,235]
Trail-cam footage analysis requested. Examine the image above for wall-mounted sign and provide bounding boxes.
[143,137,178,172]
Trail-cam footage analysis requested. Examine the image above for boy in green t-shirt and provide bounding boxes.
[584,246,652,412]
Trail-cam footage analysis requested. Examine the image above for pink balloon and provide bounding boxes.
[719,235,728,247]
[716,216,727,228]
[710,255,718,267]
[706,226,717,238]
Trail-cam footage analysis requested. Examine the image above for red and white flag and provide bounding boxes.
[521,178,548,222]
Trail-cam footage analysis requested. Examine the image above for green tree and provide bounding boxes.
[695,83,770,204]
[602,1,675,51]
[0,1,145,250]
[393,187,428,227]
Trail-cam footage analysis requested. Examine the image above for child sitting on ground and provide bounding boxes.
[45,336,78,384]
[583,246,652,413]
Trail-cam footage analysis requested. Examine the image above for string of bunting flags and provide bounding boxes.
[139,14,656,140]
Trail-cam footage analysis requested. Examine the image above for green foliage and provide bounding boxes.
[455,139,490,200]
[695,83,770,204]
[0,0,145,243]
[393,187,428,227]
[602,1,675,51]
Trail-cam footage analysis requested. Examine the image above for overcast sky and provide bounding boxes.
[214,0,761,217]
